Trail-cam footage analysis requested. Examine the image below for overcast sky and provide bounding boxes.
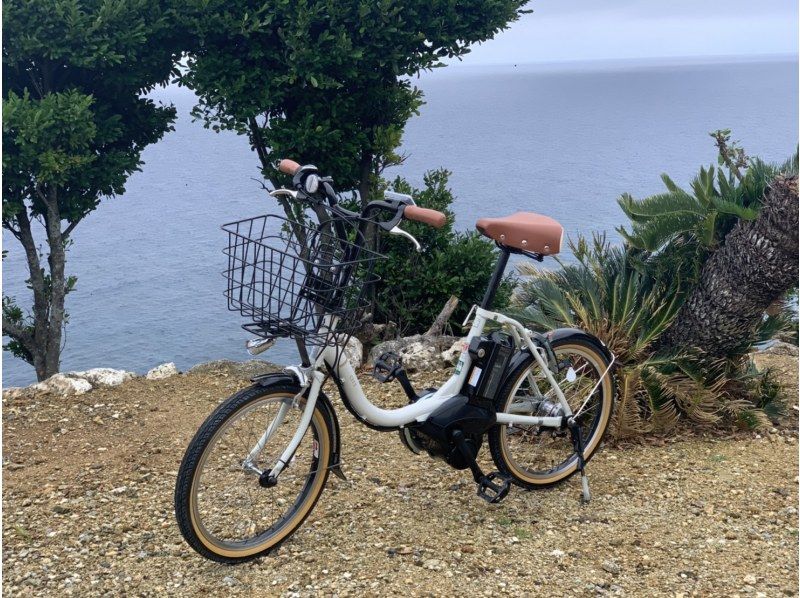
[458,0,798,65]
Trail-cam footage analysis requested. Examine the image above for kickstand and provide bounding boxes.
[568,418,591,504]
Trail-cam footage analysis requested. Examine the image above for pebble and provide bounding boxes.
[2,364,797,596]
[423,559,443,571]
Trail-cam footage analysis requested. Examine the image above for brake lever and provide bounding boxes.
[270,189,299,200]
[389,225,421,252]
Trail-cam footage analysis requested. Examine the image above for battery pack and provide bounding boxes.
[465,331,514,403]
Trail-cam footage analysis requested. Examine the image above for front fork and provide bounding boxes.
[243,370,324,485]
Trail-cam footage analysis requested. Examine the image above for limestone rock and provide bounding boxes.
[30,374,92,396]
[343,336,364,367]
[399,341,443,373]
[441,338,467,366]
[146,363,179,380]
[369,335,458,373]
[71,368,136,388]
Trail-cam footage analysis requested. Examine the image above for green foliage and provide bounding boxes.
[3,0,183,225]
[618,130,798,254]
[373,170,513,335]
[516,235,684,361]
[2,296,34,364]
[3,0,185,377]
[516,234,698,437]
[516,136,798,437]
[180,0,530,195]
[179,0,528,338]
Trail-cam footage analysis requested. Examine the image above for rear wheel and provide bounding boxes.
[174,383,332,563]
[489,337,614,488]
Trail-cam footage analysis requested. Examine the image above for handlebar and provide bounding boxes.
[403,205,446,229]
[275,158,447,233]
[277,159,301,175]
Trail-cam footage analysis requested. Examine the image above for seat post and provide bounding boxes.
[480,246,511,310]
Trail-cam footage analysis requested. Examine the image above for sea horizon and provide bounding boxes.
[3,56,798,387]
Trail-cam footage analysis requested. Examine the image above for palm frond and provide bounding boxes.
[710,197,759,220]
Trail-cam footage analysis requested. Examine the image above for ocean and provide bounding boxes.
[3,57,798,386]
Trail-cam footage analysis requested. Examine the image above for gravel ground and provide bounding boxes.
[3,354,798,597]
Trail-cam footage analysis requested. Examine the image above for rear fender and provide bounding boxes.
[501,328,615,391]
[546,328,614,364]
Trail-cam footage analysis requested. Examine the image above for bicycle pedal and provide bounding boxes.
[477,472,512,504]
[372,351,402,383]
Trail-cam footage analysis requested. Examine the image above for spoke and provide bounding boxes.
[192,393,323,548]
[231,417,260,537]
[503,348,606,477]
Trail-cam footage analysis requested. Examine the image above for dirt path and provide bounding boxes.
[3,361,798,596]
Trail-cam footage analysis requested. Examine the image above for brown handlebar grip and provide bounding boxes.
[404,205,447,229]
[277,159,301,175]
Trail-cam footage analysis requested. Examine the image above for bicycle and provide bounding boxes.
[174,159,616,563]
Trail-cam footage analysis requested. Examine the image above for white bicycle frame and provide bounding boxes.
[259,306,613,479]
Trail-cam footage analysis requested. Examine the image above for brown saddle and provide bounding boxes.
[475,212,564,255]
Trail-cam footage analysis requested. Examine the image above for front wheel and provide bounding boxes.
[488,336,615,488]
[174,382,332,563]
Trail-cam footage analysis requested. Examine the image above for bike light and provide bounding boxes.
[305,174,320,194]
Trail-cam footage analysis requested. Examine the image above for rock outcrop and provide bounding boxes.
[146,363,180,380]
[4,367,139,398]
[3,368,136,398]
[369,335,464,373]
[31,374,93,396]
[71,368,136,388]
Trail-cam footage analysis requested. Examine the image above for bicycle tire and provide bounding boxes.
[489,336,615,488]
[174,382,332,563]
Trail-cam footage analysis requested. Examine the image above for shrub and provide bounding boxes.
[371,169,514,335]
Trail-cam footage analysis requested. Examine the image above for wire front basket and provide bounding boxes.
[223,213,383,347]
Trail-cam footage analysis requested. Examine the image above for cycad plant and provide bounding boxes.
[515,234,741,439]
[516,140,794,438]
[618,130,797,255]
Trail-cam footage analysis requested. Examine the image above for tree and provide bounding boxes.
[617,131,798,358]
[373,170,514,336]
[181,0,530,202]
[180,0,529,338]
[2,1,184,380]
[659,175,798,357]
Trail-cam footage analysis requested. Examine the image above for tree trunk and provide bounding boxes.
[42,188,67,378]
[424,295,459,337]
[659,175,799,357]
[357,149,372,208]
[3,190,70,381]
